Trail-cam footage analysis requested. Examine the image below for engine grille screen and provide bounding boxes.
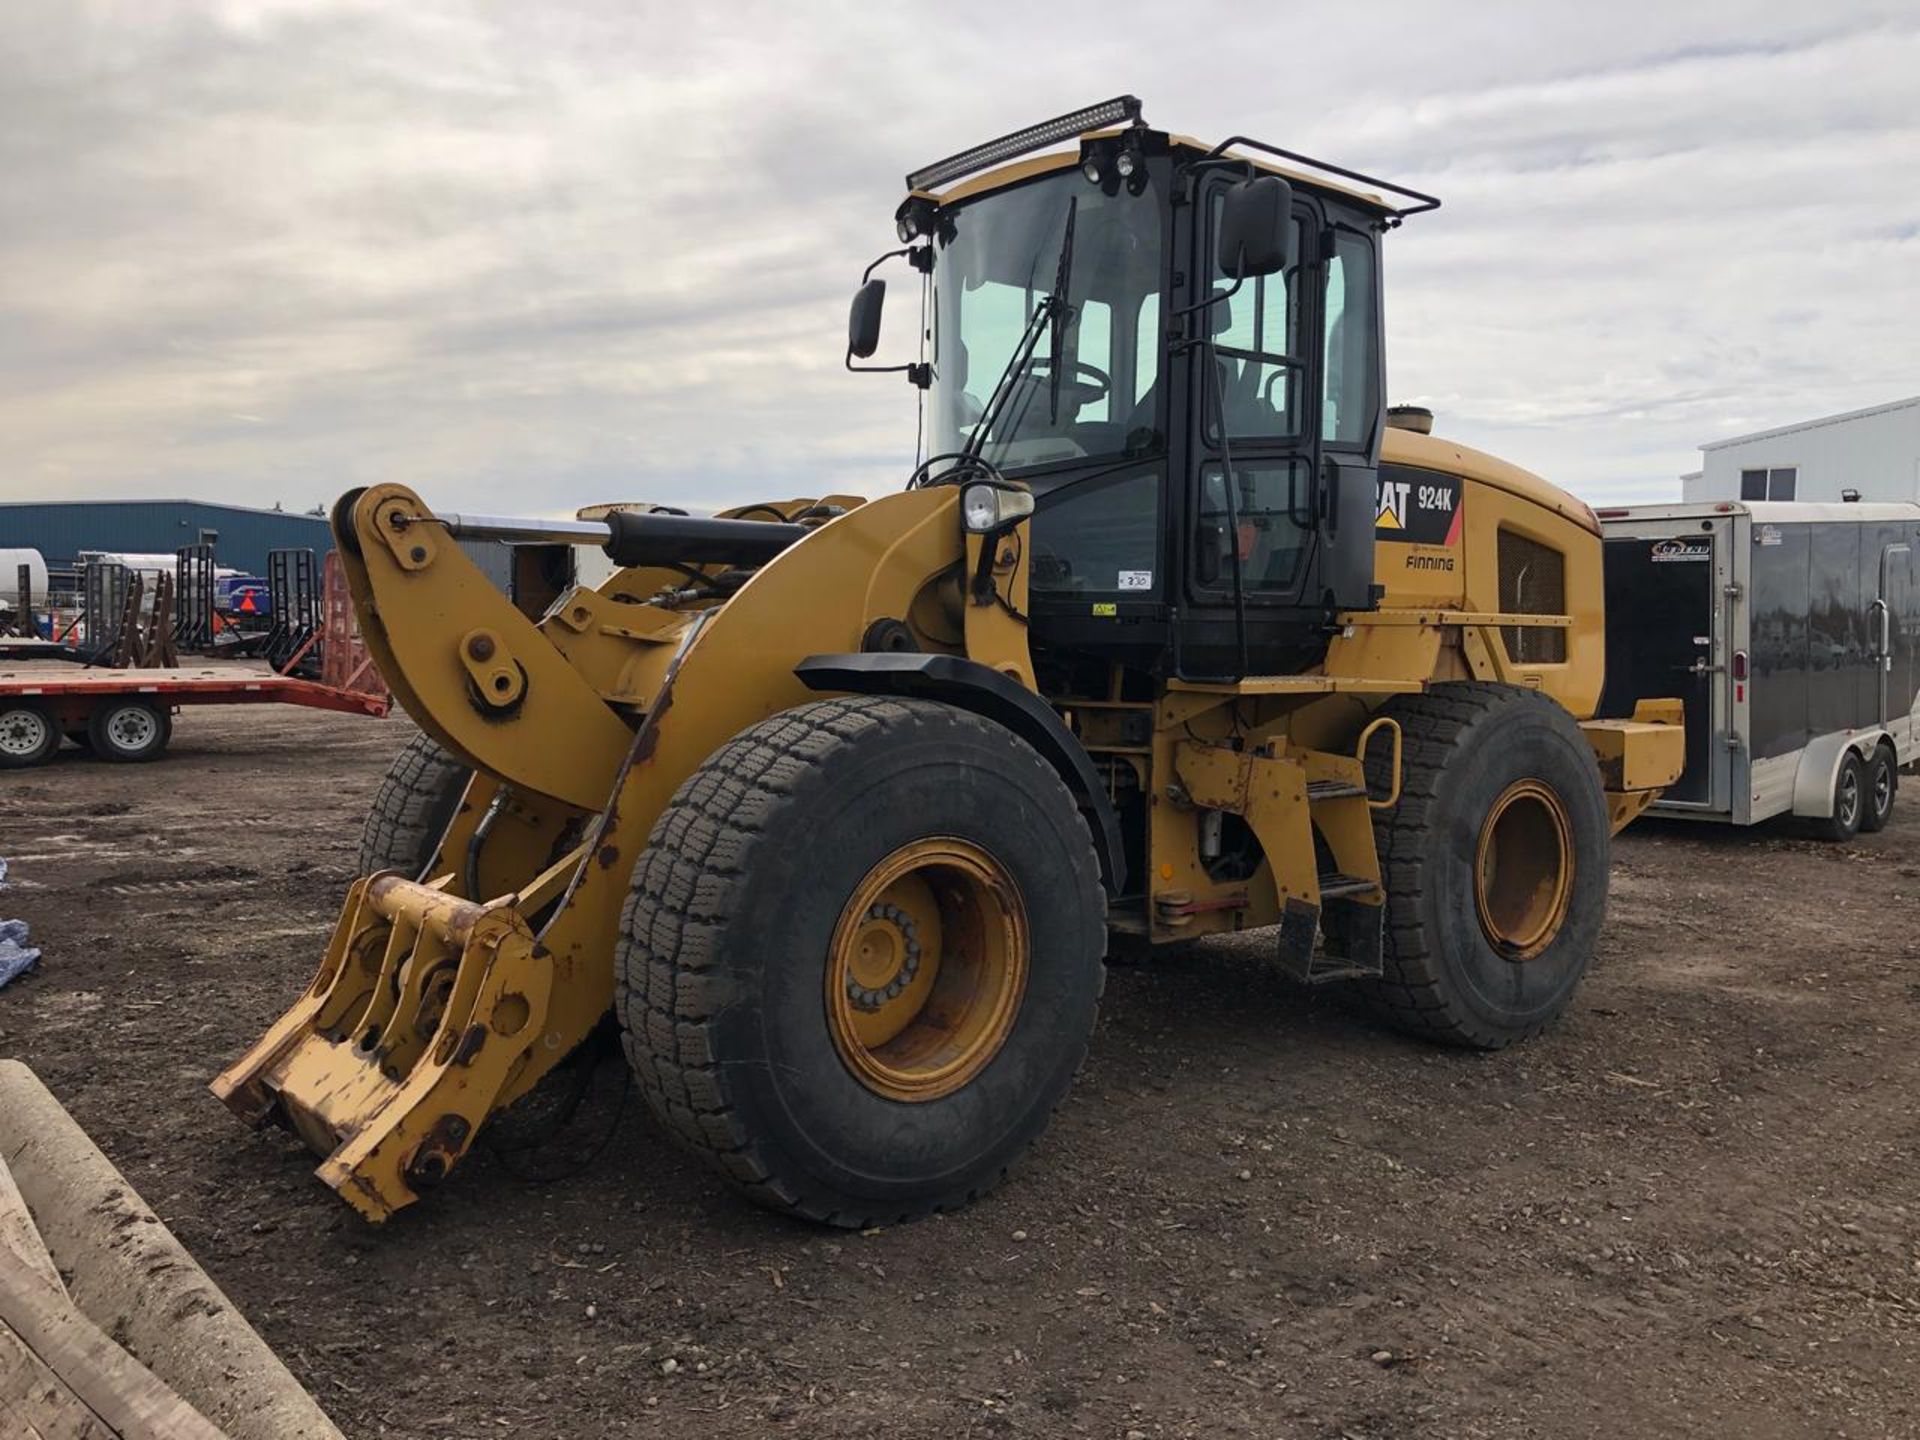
[1498,530,1567,663]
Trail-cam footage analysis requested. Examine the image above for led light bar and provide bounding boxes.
[905,95,1143,193]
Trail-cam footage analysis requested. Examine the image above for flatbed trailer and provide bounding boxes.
[0,664,389,767]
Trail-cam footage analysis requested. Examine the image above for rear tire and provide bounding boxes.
[0,703,58,769]
[86,699,170,763]
[1859,745,1896,834]
[617,696,1107,1226]
[1353,682,1611,1050]
[358,732,471,877]
[1814,750,1866,842]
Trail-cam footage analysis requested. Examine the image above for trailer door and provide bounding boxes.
[1878,540,1916,747]
[1599,524,1727,808]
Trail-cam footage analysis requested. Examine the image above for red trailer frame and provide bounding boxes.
[0,666,388,768]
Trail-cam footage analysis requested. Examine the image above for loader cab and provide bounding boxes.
[873,111,1419,684]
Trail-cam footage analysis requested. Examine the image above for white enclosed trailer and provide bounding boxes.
[1596,502,1920,837]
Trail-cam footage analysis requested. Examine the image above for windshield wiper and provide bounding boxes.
[1047,195,1077,424]
[960,196,1078,464]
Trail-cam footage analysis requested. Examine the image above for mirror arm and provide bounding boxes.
[1172,270,1242,327]
[862,246,914,282]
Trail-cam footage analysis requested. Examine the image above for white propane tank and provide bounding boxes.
[0,549,50,607]
[83,551,179,576]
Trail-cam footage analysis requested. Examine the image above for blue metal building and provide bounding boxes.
[0,499,333,579]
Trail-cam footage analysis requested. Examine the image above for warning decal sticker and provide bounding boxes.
[1376,465,1463,546]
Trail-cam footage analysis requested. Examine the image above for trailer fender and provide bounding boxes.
[1791,730,1886,818]
[795,652,1127,895]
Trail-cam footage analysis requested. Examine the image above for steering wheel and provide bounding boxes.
[1026,357,1111,409]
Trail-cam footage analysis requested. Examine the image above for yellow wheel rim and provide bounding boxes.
[825,838,1028,1103]
[1473,779,1575,961]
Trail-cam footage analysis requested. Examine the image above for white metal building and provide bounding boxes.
[1681,396,1920,505]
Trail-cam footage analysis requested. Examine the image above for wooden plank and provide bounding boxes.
[0,1157,105,1437]
[0,1152,65,1297]
[1,1327,117,1439]
[0,1252,227,1440]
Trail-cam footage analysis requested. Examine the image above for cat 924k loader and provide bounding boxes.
[213,97,1684,1225]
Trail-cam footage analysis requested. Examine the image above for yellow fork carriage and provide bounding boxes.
[215,99,1683,1225]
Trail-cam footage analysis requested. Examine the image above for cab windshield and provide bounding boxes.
[926,167,1165,470]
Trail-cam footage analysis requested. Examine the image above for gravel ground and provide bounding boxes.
[1,705,1915,1439]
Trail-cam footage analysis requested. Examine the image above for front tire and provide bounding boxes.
[617,696,1107,1226]
[1354,683,1611,1050]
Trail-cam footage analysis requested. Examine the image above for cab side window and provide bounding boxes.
[1205,196,1306,443]
[1321,229,1379,448]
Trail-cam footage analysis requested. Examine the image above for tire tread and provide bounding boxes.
[357,731,470,876]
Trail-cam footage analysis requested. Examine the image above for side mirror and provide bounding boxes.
[1216,176,1294,280]
[848,279,886,360]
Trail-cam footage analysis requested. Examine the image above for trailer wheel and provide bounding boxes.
[1859,745,1897,835]
[617,696,1107,1226]
[358,732,471,877]
[87,699,171,763]
[1352,682,1611,1050]
[1813,750,1867,842]
[0,703,59,769]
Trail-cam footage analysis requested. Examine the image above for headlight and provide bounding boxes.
[960,484,1036,534]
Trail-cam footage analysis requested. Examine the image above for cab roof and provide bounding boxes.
[902,97,1437,223]
[925,130,1406,217]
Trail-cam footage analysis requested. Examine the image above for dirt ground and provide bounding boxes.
[1,705,1916,1439]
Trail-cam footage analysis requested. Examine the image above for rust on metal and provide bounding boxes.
[453,1024,488,1066]
[404,1113,472,1189]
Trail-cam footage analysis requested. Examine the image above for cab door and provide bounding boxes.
[1172,178,1380,680]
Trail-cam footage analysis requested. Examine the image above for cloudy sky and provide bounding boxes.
[2,1,1915,516]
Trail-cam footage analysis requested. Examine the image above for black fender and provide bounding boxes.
[795,652,1128,896]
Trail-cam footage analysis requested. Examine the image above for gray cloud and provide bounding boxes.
[0,0,1914,514]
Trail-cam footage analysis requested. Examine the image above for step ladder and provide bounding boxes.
[1277,730,1399,985]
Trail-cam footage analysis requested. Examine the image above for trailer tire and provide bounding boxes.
[1859,745,1896,835]
[617,696,1107,1227]
[1813,750,1867,842]
[1352,682,1610,1050]
[357,732,471,878]
[86,699,171,763]
[0,702,59,769]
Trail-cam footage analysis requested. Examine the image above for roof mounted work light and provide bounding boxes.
[906,95,1143,192]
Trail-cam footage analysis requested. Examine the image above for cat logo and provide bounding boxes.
[1376,477,1409,530]
[1375,468,1462,545]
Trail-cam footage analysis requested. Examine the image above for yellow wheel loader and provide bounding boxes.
[213,97,1683,1225]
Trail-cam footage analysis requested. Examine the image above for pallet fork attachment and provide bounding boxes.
[211,851,581,1219]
